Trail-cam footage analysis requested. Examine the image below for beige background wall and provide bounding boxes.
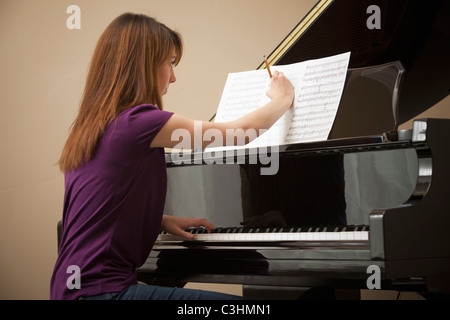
[0,0,448,300]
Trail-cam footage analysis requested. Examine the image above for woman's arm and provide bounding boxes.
[150,71,294,149]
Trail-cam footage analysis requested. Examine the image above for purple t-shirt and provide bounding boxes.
[50,104,173,300]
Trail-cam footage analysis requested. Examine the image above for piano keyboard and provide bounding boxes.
[157,225,369,242]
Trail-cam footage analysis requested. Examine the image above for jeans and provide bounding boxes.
[82,283,245,300]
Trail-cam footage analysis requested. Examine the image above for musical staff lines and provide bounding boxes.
[214,52,350,147]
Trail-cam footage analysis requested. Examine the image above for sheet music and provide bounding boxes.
[213,52,351,148]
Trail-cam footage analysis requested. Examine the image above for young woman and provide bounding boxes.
[50,13,294,300]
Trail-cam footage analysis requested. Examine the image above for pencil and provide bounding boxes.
[264,55,272,78]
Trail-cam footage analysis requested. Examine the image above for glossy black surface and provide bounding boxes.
[262,0,450,124]
[165,146,417,229]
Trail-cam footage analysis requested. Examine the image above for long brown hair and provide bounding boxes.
[59,13,182,173]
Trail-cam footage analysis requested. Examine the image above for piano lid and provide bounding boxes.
[259,0,450,130]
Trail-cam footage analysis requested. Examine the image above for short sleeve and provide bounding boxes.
[127,104,173,150]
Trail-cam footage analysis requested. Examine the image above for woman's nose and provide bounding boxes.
[170,68,176,83]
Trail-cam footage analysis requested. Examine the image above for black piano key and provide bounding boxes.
[355,224,370,231]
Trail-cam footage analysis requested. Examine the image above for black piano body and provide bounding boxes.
[138,0,450,298]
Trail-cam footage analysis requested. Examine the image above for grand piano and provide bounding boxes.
[137,0,450,299]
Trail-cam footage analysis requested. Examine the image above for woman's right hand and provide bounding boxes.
[266,70,295,107]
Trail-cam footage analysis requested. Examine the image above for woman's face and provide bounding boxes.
[157,49,177,96]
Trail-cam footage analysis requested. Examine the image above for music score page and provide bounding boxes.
[213,52,351,149]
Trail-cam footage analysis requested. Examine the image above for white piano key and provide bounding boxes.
[325,232,335,240]
[361,231,369,240]
[342,231,354,240]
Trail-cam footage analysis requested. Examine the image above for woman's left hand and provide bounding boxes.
[161,215,215,239]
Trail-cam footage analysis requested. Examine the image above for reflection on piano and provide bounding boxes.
[138,0,450,298]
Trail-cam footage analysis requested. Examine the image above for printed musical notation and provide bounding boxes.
[214,52,351,148]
